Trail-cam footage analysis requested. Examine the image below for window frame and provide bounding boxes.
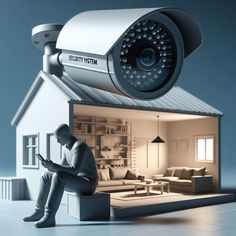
[22,133,39,169]
[46,133,62,161]
[195,135,215,163]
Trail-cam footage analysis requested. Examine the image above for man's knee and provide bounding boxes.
[52,171,65,183]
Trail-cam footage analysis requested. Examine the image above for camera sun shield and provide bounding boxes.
[56,8,202,100]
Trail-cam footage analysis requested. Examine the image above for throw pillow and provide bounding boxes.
[173,169,183,177]
[125,170,137,179]
[100,172,108,181]
[109,167,129,179]
[180,168,193,180]
[98,168,110,181]
[193,167,206,176]
[163,168,174,177]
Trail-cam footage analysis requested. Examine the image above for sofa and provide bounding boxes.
[152,167,213,193]
[96,167,145,192]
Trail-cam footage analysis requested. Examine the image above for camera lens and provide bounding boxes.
[111,13,184,99]
[136,47,157,71]
[119,19,178,92]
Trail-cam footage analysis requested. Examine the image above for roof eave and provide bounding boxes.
[69,100,223,118]
[11,72,45,126]
[11,71,73,126]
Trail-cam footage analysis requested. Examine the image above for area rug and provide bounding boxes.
[111,191,181,201]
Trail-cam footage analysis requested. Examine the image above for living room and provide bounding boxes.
[73,104,220,194]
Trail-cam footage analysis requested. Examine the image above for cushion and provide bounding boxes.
[180,168,193,180]
[100,172,108,181]
[97,180,123,187]
[173,168,183,177]
[125,170,137,179]
[170,179,192,186]
[163,168,175,177]
[122,179,141,185]
[109,167,129,180]
[154,176,179,182]
[98,169,110,181]
[193,167,206,176]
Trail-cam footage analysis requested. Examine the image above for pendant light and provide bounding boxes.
[151,115,165,143]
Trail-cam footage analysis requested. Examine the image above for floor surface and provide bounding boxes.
[0,200,236,236]
[110,191,234,218]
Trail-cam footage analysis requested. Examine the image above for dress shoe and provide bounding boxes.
[34,213,56,228]
[23,210,44,222]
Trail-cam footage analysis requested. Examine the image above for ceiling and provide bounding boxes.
[74,104,210,122]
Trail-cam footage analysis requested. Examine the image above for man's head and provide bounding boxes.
[54,123,71,146]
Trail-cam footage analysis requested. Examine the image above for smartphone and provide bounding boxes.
[36,153,46,162]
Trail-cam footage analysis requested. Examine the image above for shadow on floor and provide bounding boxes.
[57,221,135,227]
[221,187,236,200]
[57,216,192,227]
[134,217,193,225]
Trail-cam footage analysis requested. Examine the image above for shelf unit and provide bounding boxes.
[73,115,131,168]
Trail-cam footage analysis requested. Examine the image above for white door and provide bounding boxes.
[135,139,148,168]
[148,142,159,168]
[46,133,62,163]
[135,138,158,169]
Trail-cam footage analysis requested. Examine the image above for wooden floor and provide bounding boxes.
[0,199,236,236]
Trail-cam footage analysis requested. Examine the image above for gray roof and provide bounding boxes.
[11,71,223,126]
[58,73,222,116]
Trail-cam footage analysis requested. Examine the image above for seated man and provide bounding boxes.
[23,124,99,228]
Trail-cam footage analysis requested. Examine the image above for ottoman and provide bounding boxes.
[67,192,110,221]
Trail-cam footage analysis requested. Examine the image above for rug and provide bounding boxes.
[111,190,181,201]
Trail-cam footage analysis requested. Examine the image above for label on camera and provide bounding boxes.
[62,52,108,73]
[68,55,98,65]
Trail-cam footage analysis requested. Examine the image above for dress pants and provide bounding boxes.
[35,171,97,215]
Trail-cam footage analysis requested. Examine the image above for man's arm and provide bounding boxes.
[60,152,67,165]
[42,143,87,175]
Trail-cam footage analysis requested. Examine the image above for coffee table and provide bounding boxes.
[134,181,170,196]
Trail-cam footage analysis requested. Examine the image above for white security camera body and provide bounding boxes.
[39,8,202,100]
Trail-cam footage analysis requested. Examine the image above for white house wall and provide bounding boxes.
[167,117,219,190]
[16,80,69,200]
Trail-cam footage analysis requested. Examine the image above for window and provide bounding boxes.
[23,134,39,168]
[195,136,214,162]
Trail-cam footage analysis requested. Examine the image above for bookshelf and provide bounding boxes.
[73,115,132,168]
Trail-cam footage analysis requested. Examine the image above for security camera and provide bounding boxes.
[32,8,202,100]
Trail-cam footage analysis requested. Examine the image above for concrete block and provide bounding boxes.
[67,192,110,221]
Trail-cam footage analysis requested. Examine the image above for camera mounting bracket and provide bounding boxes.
[32,24,63,76]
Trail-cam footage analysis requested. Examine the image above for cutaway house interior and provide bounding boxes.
[7,71,234,219]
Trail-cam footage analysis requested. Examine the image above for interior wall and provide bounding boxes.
[74,104,169,179]
[132,120,168,178]
[74,104,219,187]
[167,117,219,190]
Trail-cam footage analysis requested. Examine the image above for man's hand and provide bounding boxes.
[41,160,56,172]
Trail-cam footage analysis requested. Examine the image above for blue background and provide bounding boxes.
[0,0,235,188]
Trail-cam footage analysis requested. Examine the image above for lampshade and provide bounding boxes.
[151,135,165,143]
[151,115,165,143]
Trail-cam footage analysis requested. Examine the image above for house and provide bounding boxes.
[11,70,223,201]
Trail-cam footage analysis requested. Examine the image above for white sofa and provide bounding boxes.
[153,167,213,193]
[96,167,145,192]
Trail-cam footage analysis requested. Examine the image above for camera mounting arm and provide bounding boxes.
[32,24,63,76]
